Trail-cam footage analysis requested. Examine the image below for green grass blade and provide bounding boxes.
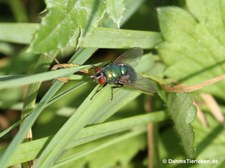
[0,82,63,167]
[47,82,87,107]
[0,0,148,167]
[8,0,28,22]
[0,55,92,167]
[4,111,166,166]
[0,23,38,44]
[0,65,89,89]
[0,121,21,138]
[53,129,145,168]
[0,23,161,49]
[33,86,117,167]
[80,27,162,49]
[0,81,85,138]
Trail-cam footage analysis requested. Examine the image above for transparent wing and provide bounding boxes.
[114,47,143,67]
[118,73,157,93]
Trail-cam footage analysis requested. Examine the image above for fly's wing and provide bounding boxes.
[118,73,157,93]
[114,47,143,67]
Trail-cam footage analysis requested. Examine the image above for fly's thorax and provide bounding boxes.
[101,64,121,83]
[102,63,136,84]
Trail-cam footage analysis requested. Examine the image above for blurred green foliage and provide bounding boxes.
[0,0,225,168]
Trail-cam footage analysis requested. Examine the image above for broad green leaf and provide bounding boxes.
[158,107,225,168]
[45,0,65,8]
[187,0,225,47]
[157,1,225,161]
[157,5,225,99]
[158,128,188,167]
[106,0,125,28]
[166,93,197,158]
[29,0,106,54]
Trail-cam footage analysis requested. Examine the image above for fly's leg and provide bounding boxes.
[90,84,107,100]
[111,83,123,100]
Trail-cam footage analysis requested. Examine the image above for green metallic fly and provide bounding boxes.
[90,47,157,99]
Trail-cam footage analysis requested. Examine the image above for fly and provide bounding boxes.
[90,47,157,99]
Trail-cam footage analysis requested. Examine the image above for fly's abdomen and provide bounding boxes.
[103,64,123,83]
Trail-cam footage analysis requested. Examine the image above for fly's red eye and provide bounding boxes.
[98,76,106,85]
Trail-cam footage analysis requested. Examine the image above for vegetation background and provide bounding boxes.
[0,0,225,168]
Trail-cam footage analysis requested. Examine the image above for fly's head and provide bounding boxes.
[90,68,107,85]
